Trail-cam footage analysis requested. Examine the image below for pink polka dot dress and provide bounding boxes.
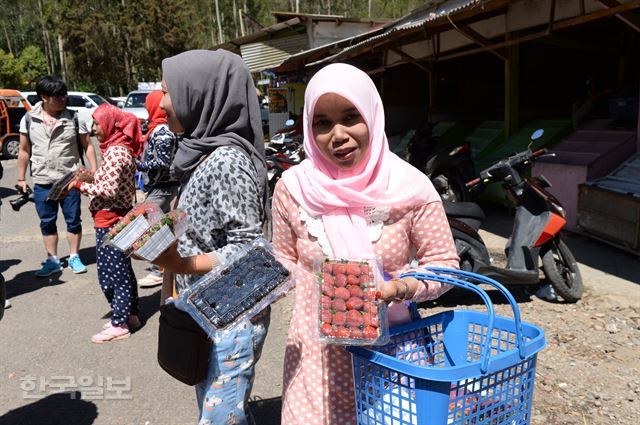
[271,180,459,425]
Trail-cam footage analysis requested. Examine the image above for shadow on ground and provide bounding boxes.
[0,392,97,425]
[4,269,67,299]
[249,396,281,425]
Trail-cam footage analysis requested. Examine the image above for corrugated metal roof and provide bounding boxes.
[309,0,481,66]
[240,34,309,73]
[586,153,640,197]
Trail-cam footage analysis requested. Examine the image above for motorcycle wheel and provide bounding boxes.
[541,238,583,303]
[455,238,489,272]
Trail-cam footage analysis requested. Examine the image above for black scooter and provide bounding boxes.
[436,129,584,302]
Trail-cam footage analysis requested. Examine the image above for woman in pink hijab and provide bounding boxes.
[272,63,459,424]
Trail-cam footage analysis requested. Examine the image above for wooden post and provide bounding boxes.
[504,41,519,139]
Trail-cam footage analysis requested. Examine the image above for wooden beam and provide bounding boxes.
[453,24,507,60]
[548,0,557,33]
[553,0,640,31]
[598,0,640,32]
[389,47,430,72]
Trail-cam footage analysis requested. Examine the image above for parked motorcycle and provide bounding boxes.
[405,121,475,202]
[438,129,583,302]
[266,144,304,200]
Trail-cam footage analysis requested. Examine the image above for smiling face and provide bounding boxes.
[311,93,369,170]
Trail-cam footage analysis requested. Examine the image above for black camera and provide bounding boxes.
[10,185,34,212]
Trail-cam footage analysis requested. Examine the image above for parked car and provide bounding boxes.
[19,91,39,108]
[1,89,31,159]
[108,96,127,108]
[66,91,110,124]
[122,90,151,125]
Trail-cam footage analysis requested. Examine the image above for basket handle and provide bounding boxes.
[403,267,527,360]
[399,271,497,373]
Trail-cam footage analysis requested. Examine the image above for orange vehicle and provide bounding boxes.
[0,89,31,159]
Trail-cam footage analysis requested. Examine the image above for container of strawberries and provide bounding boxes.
[103,202,163,253]
[317,258,389,346]
[132,209,189,261]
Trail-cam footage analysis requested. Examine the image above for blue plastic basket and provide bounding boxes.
[347,268,546,425]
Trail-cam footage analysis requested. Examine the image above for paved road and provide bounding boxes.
[0,157,291,425]
[1,155,638,425]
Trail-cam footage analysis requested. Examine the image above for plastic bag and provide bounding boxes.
[131,209,189,261]
[317,257,389,346]
[102,202,163,253]
[176,237,292,336]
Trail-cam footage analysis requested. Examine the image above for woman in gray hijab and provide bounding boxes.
[155,49,269,425]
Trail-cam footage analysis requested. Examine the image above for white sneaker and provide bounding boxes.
[5,299,11,309]
[138,273,163,288]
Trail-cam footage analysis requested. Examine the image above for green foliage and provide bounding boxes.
[0,0,421,93]
[0,49,24,88]
[18,46,48,88]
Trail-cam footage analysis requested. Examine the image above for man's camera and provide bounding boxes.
[10,185,34,211]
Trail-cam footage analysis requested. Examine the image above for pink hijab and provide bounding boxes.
[281,63,440,258]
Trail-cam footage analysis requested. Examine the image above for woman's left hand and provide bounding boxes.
[378,277,419,302]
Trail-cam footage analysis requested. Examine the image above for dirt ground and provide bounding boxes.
[419,231,640,425]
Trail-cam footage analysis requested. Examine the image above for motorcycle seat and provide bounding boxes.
[442,201,485,230]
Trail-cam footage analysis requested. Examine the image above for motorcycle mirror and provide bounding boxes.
[285,119,295,127]
[530,129,544,141]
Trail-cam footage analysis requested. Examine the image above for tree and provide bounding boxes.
[18,45,48,88]
[0,49,24,88]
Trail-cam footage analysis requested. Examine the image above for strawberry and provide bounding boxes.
[322,262,333,274]
[362,326,379,340]
[360,264,372,274]
[362,313,379,327]
[331,298,346,312]
[358,274,373,285]
[334,326,350,338]
[321,283,334,297]
[333,273,348,287]
[320,309,332,324]
[321,323,333,336]
[334,287,350,300]
[332,263,347,275]
[322,273,334,286]
[346,274,359,285]
[332,312,346,326]
[349,327,364,338]
[346,310,364,327]
[346,296,364,311]
[348,286,364,298]
[320,295,332,309]
[363,301,375,313]
[346,264,361,276]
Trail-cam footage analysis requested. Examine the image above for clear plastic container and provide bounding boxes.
[317,257,389,346]
[131,209,189,261]
[176,237,292,335]
[103,202,163,253]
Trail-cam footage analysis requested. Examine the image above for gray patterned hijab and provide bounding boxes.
[161,49,267,197]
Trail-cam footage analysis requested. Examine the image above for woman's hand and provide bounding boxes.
[378,277,420,302]
[76,167,94,183]
[147,242,214,275]
[147,241,184,271]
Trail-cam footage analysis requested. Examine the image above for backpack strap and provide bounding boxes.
[25,112,32,175]
[72,111,86,166]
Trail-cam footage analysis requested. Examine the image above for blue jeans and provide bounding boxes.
[196,309,270,425]
[33,184,82,236]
